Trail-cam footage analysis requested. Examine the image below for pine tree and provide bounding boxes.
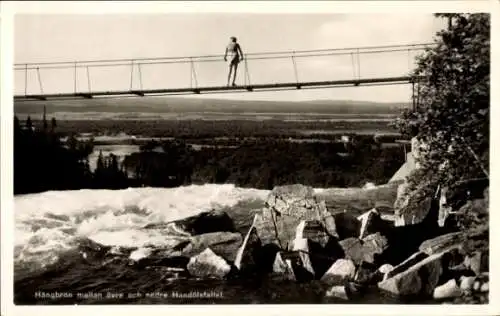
[97,150,105,171]
[14,116,21,133]
[26,116,33,131]
[51,117,57,133]
[43,105,48,131]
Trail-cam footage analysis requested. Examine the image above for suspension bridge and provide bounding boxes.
[14,43,432,103]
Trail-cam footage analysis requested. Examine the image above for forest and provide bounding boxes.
[14,116,406,195]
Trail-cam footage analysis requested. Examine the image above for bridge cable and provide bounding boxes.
[36,67,44,94]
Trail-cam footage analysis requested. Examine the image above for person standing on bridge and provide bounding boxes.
[224,36,244,87]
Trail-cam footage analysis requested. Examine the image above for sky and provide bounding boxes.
[14,13,446,102]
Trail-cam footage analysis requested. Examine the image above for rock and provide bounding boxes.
[460,276,475,292]
[433,279,461,300]
[393,181,433,227]
[290,237,315,276]
[376,264,394,282]
[320,259,356,285]
[325,285,349,300]
[464,251,484,276]
[362,233,389,264]
[297,220,331,248]
[418,232,464,256]
[129,247,153,261]
[354,261,378,285]
[384,251,428,279]
[333,212,361,240]
[292,219,343,277]
[272,252,296,281]
[143,221,192,237]
[378,251,445,297]
[438,186,453,227]
[480,282,489,292]
[181,232,242,262]
[234,216,262,272]
[339,238,365,264]
[308,236,345,279]
[256,185,337,249]
[187,248,231,279]
[150,210,236,235]
[473,281,481,291]
[339,233,388,265]
[363,182,376,189]
[271,250,315,282]
[379,263,394,275]
[357,208,386,239]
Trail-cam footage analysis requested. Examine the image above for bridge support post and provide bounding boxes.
[244,59,251,87]
[130,60,135,91]
[86,66,92,94]
[291,53,299,85]
[36,67,44,94]
[24,64,28,96]
[74,62,77,94]
[190,58,198,89]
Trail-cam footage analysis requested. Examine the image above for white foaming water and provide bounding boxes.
[14,184,270,272]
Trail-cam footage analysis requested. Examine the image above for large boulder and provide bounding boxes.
[418,232,464,256]
[255,185,337,249]
[293,219,344,278]
[325,285,349,300]
[290,237,315,276]
[339,233,388,265]
[144,210,236,236]
[181,232,242,262]
[357,208,388,239]
[333,212,361,240]
[433,279,461,300]
[271,251,314,282]
[272,252,296,281]
[321,259,356,285]
[174,210,236,235]
[393,181,433,227]
[297,220,330,248]
[234,216,262,273]
[378,251,448,297]
[187,248,231,279]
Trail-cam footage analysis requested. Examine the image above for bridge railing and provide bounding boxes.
[14,43,434,97]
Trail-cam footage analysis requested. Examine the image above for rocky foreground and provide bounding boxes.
[130,181,489,304]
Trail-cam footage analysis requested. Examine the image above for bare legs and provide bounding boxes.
[227,62,239,86]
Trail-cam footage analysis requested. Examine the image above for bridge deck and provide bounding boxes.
[14,76,418,101]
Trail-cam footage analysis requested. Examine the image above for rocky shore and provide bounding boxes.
[129,180,489,304]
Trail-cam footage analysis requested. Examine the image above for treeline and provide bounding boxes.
[14,116,406,194]
[14,116,94,194]
[14,115,129,194]
[26,119,399,139]
[122,138,405,189]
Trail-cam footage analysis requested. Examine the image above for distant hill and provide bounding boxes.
[14,96,409,116]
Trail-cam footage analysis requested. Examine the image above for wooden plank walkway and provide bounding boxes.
[14,76,420,101]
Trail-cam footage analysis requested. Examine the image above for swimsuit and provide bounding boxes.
[226,42,240,65]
